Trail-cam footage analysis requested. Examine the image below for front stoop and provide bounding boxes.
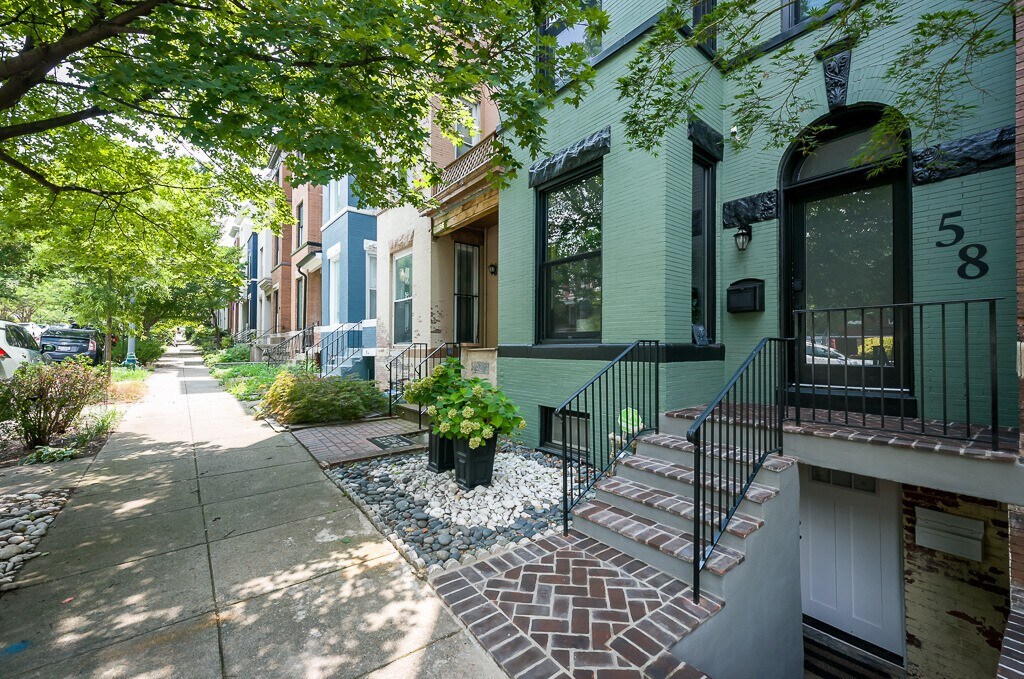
[434,533,717,678]
[571,427,804,679]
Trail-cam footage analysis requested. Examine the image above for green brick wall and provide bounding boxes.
[498,0,1017,445]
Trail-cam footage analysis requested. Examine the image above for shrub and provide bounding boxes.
[204,343,252,366]
[261,372,387,424]
[110,337,166,365]
[74,407,121,447]
[403,358,465,406]
[212,362,290,400]
[21,446,77,465]
[431,378,527,449]
[0,358,108,448]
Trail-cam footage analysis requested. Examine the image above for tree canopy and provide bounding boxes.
[0,0,606,210]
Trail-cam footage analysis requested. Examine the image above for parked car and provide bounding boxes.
[0,320,42,379]
[806,341,864,365]
[17,322,44,343]
[40,327,104,365]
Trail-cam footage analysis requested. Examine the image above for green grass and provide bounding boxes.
[211,363,309,401]
[110,366,151,382]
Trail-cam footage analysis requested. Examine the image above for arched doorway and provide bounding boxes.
[781,106,912,412]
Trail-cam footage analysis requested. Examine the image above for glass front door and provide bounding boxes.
[783,113,911,399]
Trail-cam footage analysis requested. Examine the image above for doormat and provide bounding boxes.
[367,434,418,450]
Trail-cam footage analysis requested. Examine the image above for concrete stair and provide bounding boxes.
[570,416,804,678]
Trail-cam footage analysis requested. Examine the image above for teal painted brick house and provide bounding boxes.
[491,1,1022,676]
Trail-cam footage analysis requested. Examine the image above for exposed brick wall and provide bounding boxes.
[902,485,1010,678]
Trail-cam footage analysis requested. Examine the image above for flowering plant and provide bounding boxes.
[431,378,527,449]
[402,357,464,406]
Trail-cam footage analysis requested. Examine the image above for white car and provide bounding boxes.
[17,322,44,343]
[806,341,864,366]
[0,320,42,379]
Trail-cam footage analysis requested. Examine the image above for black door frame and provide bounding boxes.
[779,106,914,403]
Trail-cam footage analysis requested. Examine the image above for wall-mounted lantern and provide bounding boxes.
[734,224,752,252]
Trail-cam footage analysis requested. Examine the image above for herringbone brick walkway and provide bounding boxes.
[434,532,718,679]
[291,417,424,467]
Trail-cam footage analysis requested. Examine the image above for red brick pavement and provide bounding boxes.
[434,532,718,679]
[291,418,425,467]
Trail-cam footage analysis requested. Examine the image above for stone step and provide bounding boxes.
[636,432,795,485]
[616,454,779,519]
[594,475,763,550]
[572,500,744,597]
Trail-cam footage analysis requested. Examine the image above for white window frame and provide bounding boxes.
[365,240,378,321]
[392,250,413,344]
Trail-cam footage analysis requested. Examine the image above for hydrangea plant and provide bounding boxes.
[429,378,527,449]
[402,358,465,406]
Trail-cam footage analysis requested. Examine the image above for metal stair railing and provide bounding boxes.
[685,337,789,602]
[319,323,364,377]
[556,341,660,535]
[386,343,427,416]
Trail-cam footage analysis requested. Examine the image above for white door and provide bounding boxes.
[800,466,904,658]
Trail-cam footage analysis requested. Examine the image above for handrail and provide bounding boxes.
[792,298,1005,449]
[558,340,660,534]
[685,337,788,603]
[319,323,363,377]
[432,132,497,197]
[263,328,308,365]
[386,343,427,416]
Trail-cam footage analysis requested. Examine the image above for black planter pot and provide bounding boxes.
[427,432,455,473]
[454,437,497,490]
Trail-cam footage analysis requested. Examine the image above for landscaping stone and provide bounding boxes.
[328,440,563,572]
[0,488,70,591]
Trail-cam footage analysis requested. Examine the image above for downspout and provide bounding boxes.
[298,267,309,347]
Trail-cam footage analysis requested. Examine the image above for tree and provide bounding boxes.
[3,148,243,372]
[0,0,607,209]
[617,1,1016,160]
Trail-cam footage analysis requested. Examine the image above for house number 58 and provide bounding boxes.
[935,211,988,280]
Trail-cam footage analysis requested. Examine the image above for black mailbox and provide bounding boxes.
[727,278,765,313]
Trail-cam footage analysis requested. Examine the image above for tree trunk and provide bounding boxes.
[104,303,113,381]
[210,308,222,349]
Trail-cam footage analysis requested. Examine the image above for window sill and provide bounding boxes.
[498,342,725,362]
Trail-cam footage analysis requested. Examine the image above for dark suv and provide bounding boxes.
[40,328,104,364]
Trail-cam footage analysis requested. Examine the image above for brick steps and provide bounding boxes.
[637,432,796,474]
[594,475,764,540]
[572,499,745,577]
[617,453,780,509]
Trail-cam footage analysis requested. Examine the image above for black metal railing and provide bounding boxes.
[231,328,256,344]
[558,341,660,534]
[685,337,788,602]
[319,323,363,378]
[263,328,311,365]
[792,298,1003,449]
[386,343,427,415]
[413,342,462,425]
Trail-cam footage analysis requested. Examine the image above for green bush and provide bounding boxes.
[212,362,290,400]
[21,446,77,465]
[0,358,108,448]
[261,372,387,424]
[111,337,166,365]
[204,343,252,366]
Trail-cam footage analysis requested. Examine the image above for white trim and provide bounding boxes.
[322,206,379,230]
[360,319,376,329]
[326,242,342,259]
[363,239,377,254]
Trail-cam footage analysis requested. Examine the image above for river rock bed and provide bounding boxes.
[328,441,563,574]
[0,489,69,592]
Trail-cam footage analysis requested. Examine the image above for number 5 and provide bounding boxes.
[936,210,964,247]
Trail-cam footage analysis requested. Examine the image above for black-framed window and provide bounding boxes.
[539,0,602,83]
[454,242,480,343]
[295,277,306,329]
[295,202,306,247]
[782,0,831,30]
[692,0,716,52]
[538,169,603,342]
[691,153,716,341]
[540,406,591,453]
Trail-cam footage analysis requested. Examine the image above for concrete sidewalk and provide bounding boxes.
[0,346,504,679]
